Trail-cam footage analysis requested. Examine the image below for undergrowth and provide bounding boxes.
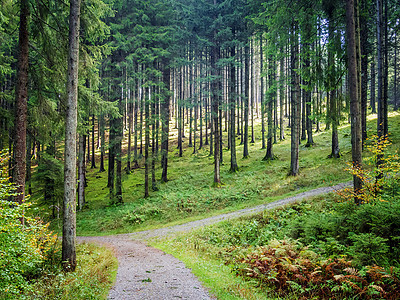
[0,152,117,299]
[154,133,400,299]
[27,242,118,300]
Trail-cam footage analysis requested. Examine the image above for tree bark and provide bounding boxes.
[62,0,81,272]
[161,64,170,182]
[78,134,85,210]
[99,113,105,172]
[91,114,96,168]
[212,5,221,185]
[144,87,150,197]
[346,0,363,203]
[14,0,29,205]
[229,44,238,172]
[377,0,384,138]
[243,45,250,158]
[289,23,301,176]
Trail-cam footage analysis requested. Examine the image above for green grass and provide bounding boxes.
[25,242,118,299]
[49,112,400,236]
[152,235,273,300]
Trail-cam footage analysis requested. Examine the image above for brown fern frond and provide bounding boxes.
[369,284,384,293]
[344,267,359,276]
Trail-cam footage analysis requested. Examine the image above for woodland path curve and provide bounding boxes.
[77,181,352,300]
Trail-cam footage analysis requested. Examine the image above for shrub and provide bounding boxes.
[0,152,58,298]
[233,239,400,299]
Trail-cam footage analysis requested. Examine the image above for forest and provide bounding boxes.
[1,0,400,298]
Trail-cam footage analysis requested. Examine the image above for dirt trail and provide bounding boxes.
[78,181,351,299]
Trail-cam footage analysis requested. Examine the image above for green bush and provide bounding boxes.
[0,152,58,298]
[348,233,389,266]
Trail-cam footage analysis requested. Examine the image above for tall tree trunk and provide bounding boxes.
[289,24,301,176]
[382,0,388,136]
[301,76,306,141]
[360,0,368,146]
[161,64,170,183]
[243,45,250,158]
[78,134,85,210]
[99,113,105,172]
[178,69,183,157]
[260,37,266,149]
[26,134,32,195]
[377,0,384,138]
[328,17,340,158]
[115,96,123,204]
[140,74,144,158]
[279,54,285,141]
[370,58,376,113]
[127,94,132,172]
[86,119,90,162]
[133,69,139,168]
[230,44,239,172]
[108,118,115,192]
[14,0,29,205]
[264,56,275,161]
[394,34,398,110]
[393,35,399,110]
[250,41,255,144]
[212,4,221,185]
[91,114,96,168]
[151,86,157,192]
[144,87,150,197]
[346,0,363,203]
[62,0,81,272]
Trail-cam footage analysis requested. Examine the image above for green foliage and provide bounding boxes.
[151,128,400,299]
[28,243,117,300]
[1,151,117,299]
[348,233,389,266]
[232,239,399,299]
[341,135,400,204]
[0,152,58,298]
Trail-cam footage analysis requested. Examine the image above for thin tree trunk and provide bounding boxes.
[144,87,150,197]
[212,8,221,184]
[289,24,301,176]
[91,114,96,168]
[127,94,132,172]
[261,37,266,149]
[161,64,170,182]
[78,134,85,210]
[279,53,285,141]
[264,56,275,161]
[151,86,157,191]
[108,118,115,191]
[370,57,376,113]
[383,0,388,136]
[230,44,239,172]
[115,95,123,204]
[328,18,340,158]
[377,0,384,138]
[99,113,105,172]
[360,0,368,146]
[243,45,250,158]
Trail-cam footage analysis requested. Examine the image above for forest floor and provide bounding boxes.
[77,181,351,300]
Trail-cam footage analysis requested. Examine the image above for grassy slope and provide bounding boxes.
[151,113,400,299]
[60,112,400,236]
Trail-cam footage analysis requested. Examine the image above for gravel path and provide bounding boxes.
[78,181,352,299]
